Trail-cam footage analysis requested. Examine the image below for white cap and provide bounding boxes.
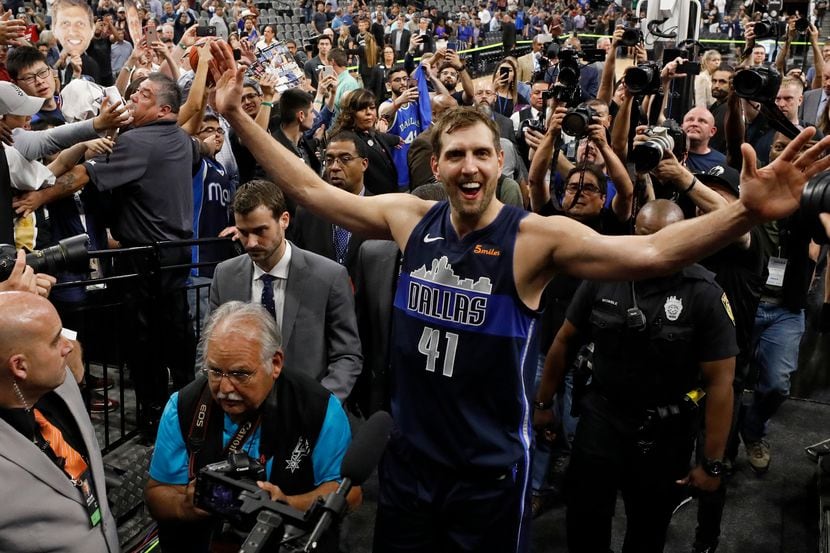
[240,8,255,18]
[0,82,45,116]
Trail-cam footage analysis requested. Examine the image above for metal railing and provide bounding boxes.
[54,236,235,454]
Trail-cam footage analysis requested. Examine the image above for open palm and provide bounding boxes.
[739,128,830,221]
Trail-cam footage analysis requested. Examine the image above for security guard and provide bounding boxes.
[534,200,738,553]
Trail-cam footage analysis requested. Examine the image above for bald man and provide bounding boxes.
[0,291,118,553]
[682,106,727,173]
[535,199,738,553]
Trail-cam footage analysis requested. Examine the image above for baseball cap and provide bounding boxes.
[695,164,740,198]
[0,82,46,116]
[117,6,125,12]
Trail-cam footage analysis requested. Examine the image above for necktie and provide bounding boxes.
[260,274,277,320]
[332,225,351,265]
[818,93,828,124]
[33,408,88,480]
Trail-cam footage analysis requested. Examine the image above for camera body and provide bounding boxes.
[562,105,598,138]
[801,173,830,244]
[753,18,781,39]
[795,17,809,33]
[519,117,546,135]
[194,452,268,529]
[619,27,643,47]
[0,234,89,282]
[624,62,662,96]
[733,65,781,103]
[630,120,687,172]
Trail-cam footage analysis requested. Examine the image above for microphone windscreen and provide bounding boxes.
[340,411,393,485]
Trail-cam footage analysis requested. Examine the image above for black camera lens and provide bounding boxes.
[630,141,665,172]
[619,27,641,47]
[801,172,830,244]
[25,234,90,275]
[733,69,764,97]
[625,63,660,95]
[795,17,809,33]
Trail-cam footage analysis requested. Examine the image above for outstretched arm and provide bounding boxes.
[210,41,430,247]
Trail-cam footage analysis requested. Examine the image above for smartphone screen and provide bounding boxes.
[197,25,217,37]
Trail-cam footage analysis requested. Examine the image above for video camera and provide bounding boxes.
[733,65,802,140]
[193,411,393,553]
[0,234,90,282]
[753,18,782,39]
[619,27,643,47]
[630,120,688,172]
[624,62,662,96]
[562,105,598,139]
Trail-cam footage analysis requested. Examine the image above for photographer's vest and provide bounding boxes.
[157,370,330,553]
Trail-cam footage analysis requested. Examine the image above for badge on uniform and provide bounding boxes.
[77,468,101,528]
[663,296,683,321]
[721,293,735,326]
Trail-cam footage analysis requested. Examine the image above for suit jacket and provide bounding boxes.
[407,126,436,190]
[494,111,517,143]
[0,369,119,553]
[390,28,411,58]
[209,245,363,400]
[801,88,824,126]
[350,239,401,415]
[290,204,368,279]
[516,52,535,83]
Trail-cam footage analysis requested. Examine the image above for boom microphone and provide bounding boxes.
[303,411,393,551]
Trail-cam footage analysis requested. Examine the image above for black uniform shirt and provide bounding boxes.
[567,264,738,412]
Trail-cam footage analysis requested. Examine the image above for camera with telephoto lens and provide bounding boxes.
[630,120,687,172]
[562,105,598,138]
[619,27,643,47]
[753,18,781,39]
[624,62,662,96]
[557,49,582,88]
[733,65,781,103]
[0,234,90,282]
[194,452,268,530]
[795,17,809,33]
[801,173,830,244]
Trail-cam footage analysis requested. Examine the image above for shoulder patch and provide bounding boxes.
[721,292,735,326]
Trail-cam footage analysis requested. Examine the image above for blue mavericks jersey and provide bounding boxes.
[192,157,234,277]
[385,100,421,189]
[392,201,540,470]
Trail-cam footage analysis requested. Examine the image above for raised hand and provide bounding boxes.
[739,127,830,221]
[209,40,245,117]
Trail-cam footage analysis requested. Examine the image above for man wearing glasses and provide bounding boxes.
[145,300,358,553]
[7,46,64,124]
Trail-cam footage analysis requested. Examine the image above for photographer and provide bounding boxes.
[145,301,359,553]
[528,99,633,224]
[773,18,823,90]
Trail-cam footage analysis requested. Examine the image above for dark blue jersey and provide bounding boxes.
[392,201,540,471]
[192,157,234,278]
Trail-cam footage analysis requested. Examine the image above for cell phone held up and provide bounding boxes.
[197,25,217,37]
[319,66,335,80]
[144,25,159,45]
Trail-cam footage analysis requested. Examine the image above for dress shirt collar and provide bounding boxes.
[252,241,292,280]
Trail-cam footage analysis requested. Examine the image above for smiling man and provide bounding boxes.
[52,0,102,84]
[209,38,830,553]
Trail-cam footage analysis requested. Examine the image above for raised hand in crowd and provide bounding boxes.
[257,71,278,103]
[316,73,337,110]
[179,24,199,49]
[69,54,83,79]
[0,10,27,46]
[92,97,133,134]
[238,36,254,65]
[0,250,55,298]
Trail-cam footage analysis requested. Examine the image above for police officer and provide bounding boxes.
[534,200,738,553]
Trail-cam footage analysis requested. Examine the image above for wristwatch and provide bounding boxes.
[702,458,725,477]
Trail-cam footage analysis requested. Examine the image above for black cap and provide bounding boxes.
[695,164,740,198]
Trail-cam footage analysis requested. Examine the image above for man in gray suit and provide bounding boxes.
[209,180,362,401]
[801,67,830,126]
[0,291,119,553]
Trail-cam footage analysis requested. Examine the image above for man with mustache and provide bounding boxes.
[145,300,358,553]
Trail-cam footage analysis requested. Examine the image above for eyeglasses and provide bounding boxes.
[202,366,256,385]
[18,67,52,85]
[325,154,362,166]
[241,92,261,102]
[565,183,602,195]
[199,126,226,135]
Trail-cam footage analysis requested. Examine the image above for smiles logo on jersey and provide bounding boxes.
[406,256,491,326]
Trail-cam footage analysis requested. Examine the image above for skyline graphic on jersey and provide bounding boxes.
[411,256,493,294]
